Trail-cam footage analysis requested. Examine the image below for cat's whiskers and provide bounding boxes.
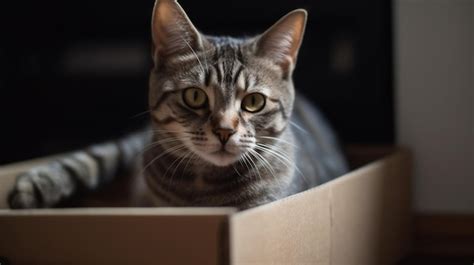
[253,148,288,188]
[256,136,299,149]
[141,143,188,175]
[255,143,309,186]
[180,152,197,180]
[232,163,245,179]
[248,149,277,180]
[173,151,197,181]
[245,151,263,182]
[142,136,183,149]
[129,110,151,119]
[139,135,192,156]
[242,153,255,179]
[164,149,193,185]
[128,135,188,163]
[256,143,295,168]
[238,153,252,176]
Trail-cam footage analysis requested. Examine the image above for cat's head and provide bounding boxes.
[149,0,306,167]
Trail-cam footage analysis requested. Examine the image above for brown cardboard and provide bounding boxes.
[0,147,412,265]
[230,148,412,265]
[231,179,332,264]
[0,208,233,265]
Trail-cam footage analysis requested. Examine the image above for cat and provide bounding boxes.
[8,0,348,210]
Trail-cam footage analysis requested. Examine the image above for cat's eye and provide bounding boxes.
[241,93,266,113]
[183,87,208,109]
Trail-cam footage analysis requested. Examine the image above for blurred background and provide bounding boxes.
[0,0,393,164]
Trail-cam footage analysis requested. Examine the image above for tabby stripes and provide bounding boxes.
[8,131,148,209]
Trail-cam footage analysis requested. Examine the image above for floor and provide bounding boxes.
[400,255,474,265]
[399,236,474,264]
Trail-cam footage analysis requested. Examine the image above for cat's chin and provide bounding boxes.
[200,150,241,167]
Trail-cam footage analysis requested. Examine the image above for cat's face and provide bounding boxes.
[149,0,306,167]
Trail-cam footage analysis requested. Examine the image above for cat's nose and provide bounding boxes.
[212,127,236,145]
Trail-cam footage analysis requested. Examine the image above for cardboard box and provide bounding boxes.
[0,147,412,265]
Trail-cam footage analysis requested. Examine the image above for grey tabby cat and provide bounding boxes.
[8,0,348,210]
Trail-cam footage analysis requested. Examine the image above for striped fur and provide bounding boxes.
[8,131,148,208]
[143,0,348,209]
[8,0,348,210]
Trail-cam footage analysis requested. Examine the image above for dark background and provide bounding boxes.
[0,0,393,164]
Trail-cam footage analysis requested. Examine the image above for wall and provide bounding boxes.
[395,0,474,213]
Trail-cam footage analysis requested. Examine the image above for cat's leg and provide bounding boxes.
[8,130,149,209]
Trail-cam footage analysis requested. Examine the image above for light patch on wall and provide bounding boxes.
[329,35,355,76]
[61,42,149,76]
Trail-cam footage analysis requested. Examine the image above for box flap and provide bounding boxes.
[230,149,412,265]
[329,149,412,264]
[231,184,332,264]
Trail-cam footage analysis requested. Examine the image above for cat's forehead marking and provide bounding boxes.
[206,41,247,107]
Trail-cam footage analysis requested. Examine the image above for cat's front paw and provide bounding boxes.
[8,172,40,209]
[8,162,75,209]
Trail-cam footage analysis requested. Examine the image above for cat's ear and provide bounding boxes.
[255,9,307,74]
[151,0,205,62]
